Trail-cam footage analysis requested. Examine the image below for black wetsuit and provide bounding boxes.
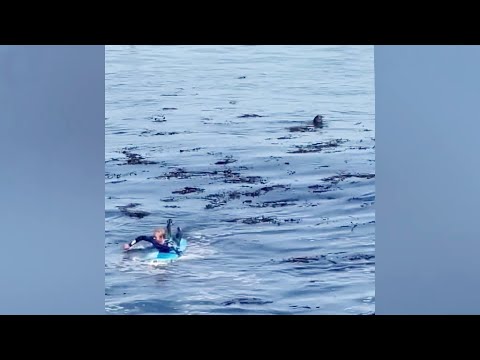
[129,236,172,253]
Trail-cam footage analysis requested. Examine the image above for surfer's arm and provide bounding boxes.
[125,235,151,250]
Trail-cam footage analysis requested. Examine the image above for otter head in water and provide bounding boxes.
[313,115,324,127]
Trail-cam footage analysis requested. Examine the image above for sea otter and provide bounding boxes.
[288,114,325,132]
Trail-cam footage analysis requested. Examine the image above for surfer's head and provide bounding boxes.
[153,228,166,243]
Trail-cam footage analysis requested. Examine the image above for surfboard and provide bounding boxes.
[144,238,188,262]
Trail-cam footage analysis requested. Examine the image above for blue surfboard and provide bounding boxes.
[144,238,188,262]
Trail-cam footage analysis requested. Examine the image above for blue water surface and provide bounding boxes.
[105,45,375,314]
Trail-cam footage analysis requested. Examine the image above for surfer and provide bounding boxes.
[123,228,171,252]
[123,220,183,253]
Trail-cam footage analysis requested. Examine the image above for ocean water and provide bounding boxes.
[105,45,375,314]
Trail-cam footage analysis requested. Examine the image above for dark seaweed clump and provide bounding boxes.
[308,184,335,193]
[105,171,137,179]
[180,147,202,153]
[224,215,300,225]
[151,167,267,187]
[215,156,237,165]
[288,139,347,154]
[120,150,158,165]
[117,203,150,219]
[140,130,179,136]
[222,297,272,306]
[322,173,375,184]
[247,199,298,208]
[172,187,205,195]
[152,115,166,123]
[237,114,263,118]
[204,184,290,210]
[279,252,375,268]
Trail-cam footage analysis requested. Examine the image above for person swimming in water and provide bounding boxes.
[123,220,183,253]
